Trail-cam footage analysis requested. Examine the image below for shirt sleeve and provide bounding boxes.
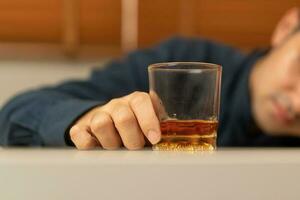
[0,36,246,147]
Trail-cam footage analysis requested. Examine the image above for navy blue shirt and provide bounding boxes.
[1,37,300,147]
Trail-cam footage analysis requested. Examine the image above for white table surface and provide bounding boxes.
[0,148,300,200]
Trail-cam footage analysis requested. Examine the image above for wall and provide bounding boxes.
[0,0,299,55]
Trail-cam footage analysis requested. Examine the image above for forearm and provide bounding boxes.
[0,89,102,146]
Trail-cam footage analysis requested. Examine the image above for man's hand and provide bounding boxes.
[69,92,161,150]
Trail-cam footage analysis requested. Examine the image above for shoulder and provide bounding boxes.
[156,36,245,65]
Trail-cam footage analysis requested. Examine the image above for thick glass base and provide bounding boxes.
[152,140,215,151]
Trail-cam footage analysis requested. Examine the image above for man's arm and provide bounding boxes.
[0,37,245,147]
[0,38,175,146]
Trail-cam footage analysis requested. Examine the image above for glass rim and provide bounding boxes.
[148,62,222,71]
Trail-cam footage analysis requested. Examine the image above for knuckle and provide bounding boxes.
[131,91,143,96]
[69,125,80,141]
[90,113,112,134]
[115,111,134,125]
[70,125,97,150]
[108,98,118,105]
[111,105,134,124]
[108,98,123,107]
[130,92,149,106]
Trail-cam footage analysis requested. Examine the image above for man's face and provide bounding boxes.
[251,33,300,136]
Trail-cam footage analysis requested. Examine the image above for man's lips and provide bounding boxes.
[271,98,294,125]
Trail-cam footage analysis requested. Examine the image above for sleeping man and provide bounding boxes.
[1,8,300,150]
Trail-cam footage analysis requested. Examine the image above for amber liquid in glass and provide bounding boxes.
[153,120,218,151]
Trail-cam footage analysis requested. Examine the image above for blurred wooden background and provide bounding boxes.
[0,0,299,58]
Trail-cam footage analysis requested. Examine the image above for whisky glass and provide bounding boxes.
[148,62,222,151]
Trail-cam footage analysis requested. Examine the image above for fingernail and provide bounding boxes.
[148,130,161,144]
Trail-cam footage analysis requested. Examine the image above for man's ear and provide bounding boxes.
[271,7,300,48]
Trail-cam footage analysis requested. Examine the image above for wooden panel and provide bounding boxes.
[0,1,61,43]
[80,0,121,45]
[0,0,299,53]
[0,0,121,46]
[138,0,300,51]
[195,0,300,50]
[138,0,181,48]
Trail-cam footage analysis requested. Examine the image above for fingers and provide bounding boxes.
[70,91,160,151]
[69,125,99,150]
[90,112,122,150]
[109,103,145,150]
[128,92,161,144]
